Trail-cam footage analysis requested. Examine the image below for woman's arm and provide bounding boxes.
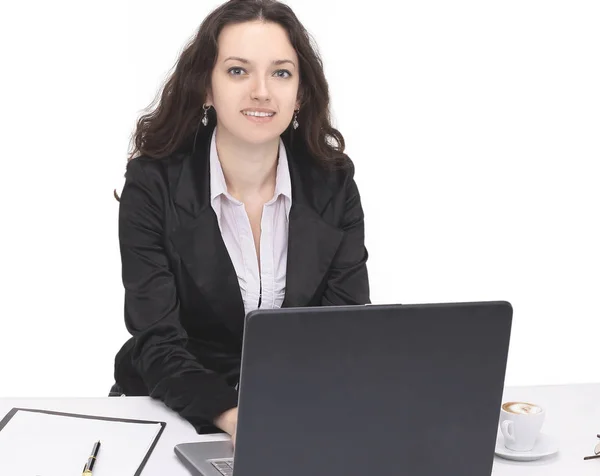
[119,158,238,431]
[321,161,371,306]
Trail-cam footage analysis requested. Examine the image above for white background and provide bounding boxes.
[0,0,598,397]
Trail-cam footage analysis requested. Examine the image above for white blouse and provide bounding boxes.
[209,128,292,316]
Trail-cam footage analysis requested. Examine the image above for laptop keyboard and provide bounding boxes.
[211,458,234,476]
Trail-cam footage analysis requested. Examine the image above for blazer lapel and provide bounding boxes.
[168,125,245,339]
[282,203,343,308]
[282,139,344,308]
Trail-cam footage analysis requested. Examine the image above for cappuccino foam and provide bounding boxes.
[502,401,542,415]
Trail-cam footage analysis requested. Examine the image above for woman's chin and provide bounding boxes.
[216,118,287,144]
[236,124,286,143]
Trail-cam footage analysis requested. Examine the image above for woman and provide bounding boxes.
[111,0,370,442]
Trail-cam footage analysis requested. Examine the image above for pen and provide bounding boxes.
[82,440,101,475]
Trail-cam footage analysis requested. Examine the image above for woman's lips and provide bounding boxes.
[241,111,276,123]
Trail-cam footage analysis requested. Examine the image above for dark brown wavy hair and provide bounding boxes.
[126,0,348,171]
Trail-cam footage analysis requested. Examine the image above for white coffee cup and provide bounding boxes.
[499,401,545,452]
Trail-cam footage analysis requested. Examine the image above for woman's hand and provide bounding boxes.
[214,407,238,447]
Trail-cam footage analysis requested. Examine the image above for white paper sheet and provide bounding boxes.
[0,409,163,476]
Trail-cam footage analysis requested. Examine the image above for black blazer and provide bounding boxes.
[113,124,370,433]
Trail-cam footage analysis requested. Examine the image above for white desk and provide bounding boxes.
[1,383,598,475]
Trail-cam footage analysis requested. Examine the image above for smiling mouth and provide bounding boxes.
[241,111,276,117]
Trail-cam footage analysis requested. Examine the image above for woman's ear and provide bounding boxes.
[296,88,303,109]
[205,86,214,106]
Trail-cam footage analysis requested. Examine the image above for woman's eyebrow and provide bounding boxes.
[223,56,296,68]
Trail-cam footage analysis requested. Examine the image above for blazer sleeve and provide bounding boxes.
[119,158,238,427]
[321,161,371,306]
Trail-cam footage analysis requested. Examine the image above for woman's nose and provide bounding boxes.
[250,76,271,102]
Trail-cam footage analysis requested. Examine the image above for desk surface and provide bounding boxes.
[1,383,598,475]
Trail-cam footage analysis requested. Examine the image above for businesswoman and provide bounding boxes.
[111,0,370,442]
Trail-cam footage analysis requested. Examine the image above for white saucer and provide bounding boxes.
[495,433,559,461]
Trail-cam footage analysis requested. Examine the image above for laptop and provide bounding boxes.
[175,301,512,476]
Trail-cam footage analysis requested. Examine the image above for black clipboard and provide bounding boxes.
[0,407,167,476]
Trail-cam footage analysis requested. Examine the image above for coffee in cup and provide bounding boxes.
[502,402,543,415]
[500,401,545,452]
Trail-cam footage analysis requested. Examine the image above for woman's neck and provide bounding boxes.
[214,125,279,202]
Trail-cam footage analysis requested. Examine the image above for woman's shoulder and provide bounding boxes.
[312,154,357,193]
[125,151,189,184]
[126,153,179,174]
[116,153,189,204]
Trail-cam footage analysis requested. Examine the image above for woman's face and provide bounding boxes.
[207,20,301,145]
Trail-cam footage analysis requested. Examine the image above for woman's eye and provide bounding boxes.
[228,67,245,76]
[275,70,292,79]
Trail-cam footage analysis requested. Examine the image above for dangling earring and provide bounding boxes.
[202,103,211,126]
[292,108,299,129]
